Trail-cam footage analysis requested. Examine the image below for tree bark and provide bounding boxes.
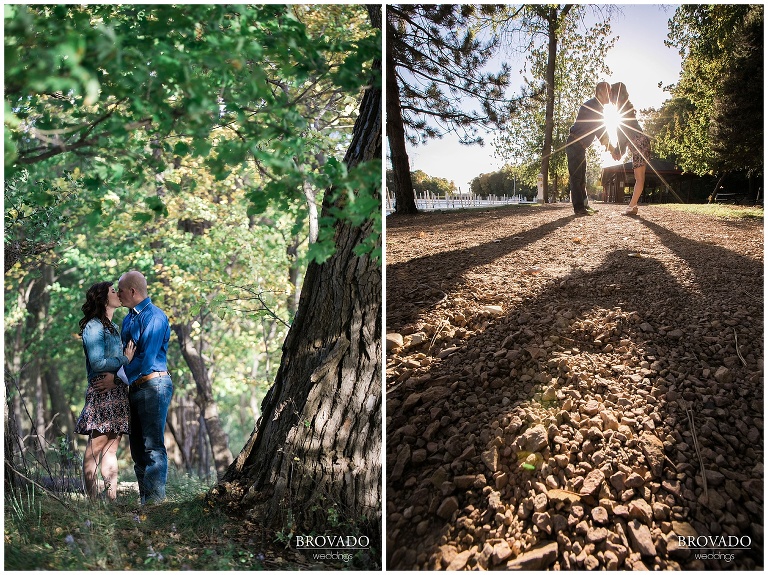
[173,321,233,477]
[540,8,558,204]
[216,9,382,543]
[43,365,76,443]
[386,10,418,214]
[540,5,572,204]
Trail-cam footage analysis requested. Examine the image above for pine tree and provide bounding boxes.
[386,5,518,214]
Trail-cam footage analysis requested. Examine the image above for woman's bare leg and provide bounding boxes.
[83,432,121,500]
[100,433,121,500]
[628,164,646,208]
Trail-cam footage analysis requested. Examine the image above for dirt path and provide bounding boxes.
[385,203,763,570]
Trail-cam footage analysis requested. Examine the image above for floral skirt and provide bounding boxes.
[629,133,652,169]
[75,378,131,436]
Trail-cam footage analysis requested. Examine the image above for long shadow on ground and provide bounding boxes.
[386,211,763,570]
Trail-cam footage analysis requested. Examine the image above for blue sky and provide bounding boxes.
[402,4,683,193]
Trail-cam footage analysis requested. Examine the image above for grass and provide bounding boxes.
[664,202,764,220]
[5,470,299,570]
[5,467,379,570]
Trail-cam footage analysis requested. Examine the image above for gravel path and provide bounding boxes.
[385,203,763,570]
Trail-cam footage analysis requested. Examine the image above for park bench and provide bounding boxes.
[714,192,748,204]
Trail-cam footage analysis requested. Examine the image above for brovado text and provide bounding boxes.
[678,535,752,549]
[294,535,370,549]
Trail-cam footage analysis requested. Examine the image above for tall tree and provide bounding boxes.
[491,5,615,202]
[216,6,382,544]
[650,4,763,181]
[386,5,518,214]
[707,6,763,178]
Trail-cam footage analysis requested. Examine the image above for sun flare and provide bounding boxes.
[603,103,621,148]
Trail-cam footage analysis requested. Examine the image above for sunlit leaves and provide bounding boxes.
[652,4,763,175]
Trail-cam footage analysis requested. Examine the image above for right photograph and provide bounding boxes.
[385,4,764,571]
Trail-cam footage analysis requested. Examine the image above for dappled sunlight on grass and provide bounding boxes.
[4,474,273,571]
[665,203,764,219]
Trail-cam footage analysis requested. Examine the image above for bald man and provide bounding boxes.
[117,270,172,504]
[565,81,619,216]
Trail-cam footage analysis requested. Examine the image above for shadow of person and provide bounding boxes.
[387,211,577,330]
[387,234,763,570]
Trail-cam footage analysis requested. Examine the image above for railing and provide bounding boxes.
[386,192,536,214]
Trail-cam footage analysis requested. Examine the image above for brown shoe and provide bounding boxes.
[623,206,638,216]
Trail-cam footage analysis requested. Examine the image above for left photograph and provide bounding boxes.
[5,4,382,570]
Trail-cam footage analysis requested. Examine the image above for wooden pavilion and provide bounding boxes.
[600,159,708,204]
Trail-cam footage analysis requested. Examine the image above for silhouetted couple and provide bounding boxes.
[566,81,651,216]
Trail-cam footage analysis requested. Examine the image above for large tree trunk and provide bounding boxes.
[386,9,418,215]
[216,8,382,543]
[173,321,233,477]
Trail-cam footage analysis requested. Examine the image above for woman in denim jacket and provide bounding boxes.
[75,281,135,500]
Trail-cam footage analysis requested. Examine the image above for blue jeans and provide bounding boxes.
[129,376,173,504]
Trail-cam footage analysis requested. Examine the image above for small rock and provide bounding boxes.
[542,386,558,401]
[386,333,404,351]
[604,549,620,569]
[625,472,644,489]
[627,519,656,557]
[390,445,411,481]
[579,469,604,502]
[446,549,473,571]
[714,366,733,384]
[610,471,627,492]
[439,545,458,569]
[505,541,559,570]
[492,541,512,565]
[584,555,600,570]
[454,475,475,490]
[638,433,665,478]
[592,506,610,524]
[698,490,726,512]
[547,489,581,506]
[587,526,609,543]
[600,410,620,431]
[664,532,691,560]
[436,496,459,520]
[533,492,548,512]
[482,446,499,473]
[583,399,600,416]
[628,499,653,524]
[437,346,460,359]
[520,425,549,452]
[704,469,725,487]
[420,386,452,405]
[402,393,422,412]
[533,511,552,534]
[652,502,670,521]
[411,449,428,464]
[482,305,504,315]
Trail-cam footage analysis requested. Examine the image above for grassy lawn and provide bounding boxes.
[665,203,764,219]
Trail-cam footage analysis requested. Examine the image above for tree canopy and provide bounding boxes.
[5,3,380,484]
[647,4,763,177]
[387,4,518,147]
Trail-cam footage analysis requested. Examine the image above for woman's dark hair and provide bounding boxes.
[79,281,118,335]
[610,82,630,110]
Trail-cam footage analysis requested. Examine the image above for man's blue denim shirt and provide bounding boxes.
[121,297,171,384]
